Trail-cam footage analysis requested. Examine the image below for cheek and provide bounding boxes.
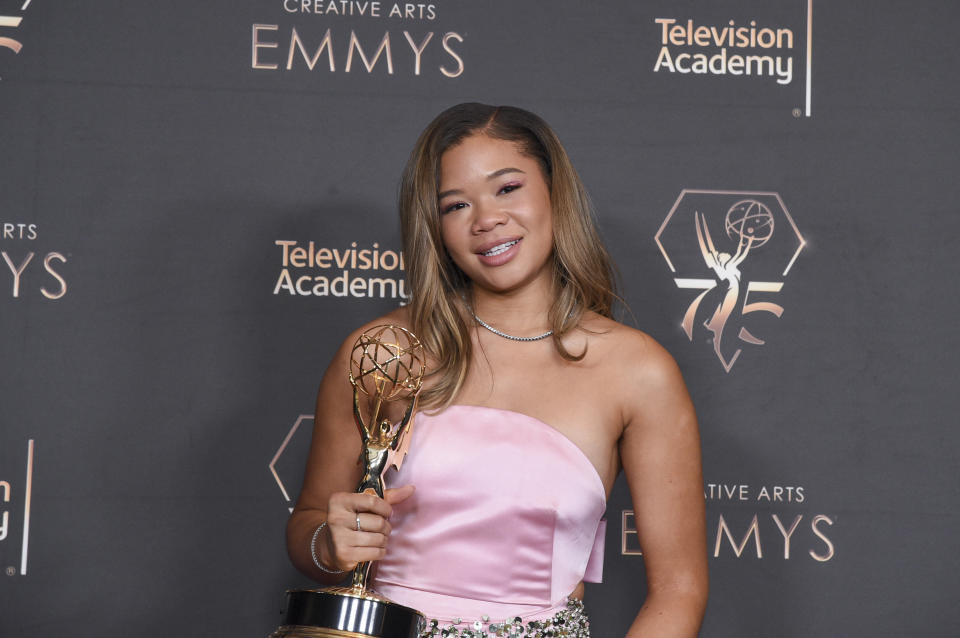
[532,205,554,237]
[439,218,467,261]
[439,218,456,250]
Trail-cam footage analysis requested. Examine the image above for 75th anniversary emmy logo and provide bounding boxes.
[655,190,805,372]
[0,0,34,80]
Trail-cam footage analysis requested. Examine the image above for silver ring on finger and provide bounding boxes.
[356,514,362,532]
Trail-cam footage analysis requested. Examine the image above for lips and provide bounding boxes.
[481,239,519,256]
[476,237,522,266]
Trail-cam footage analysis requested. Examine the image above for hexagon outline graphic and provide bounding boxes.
[654,189,806,371]
[269,414,313,512]
[655,189,805,277]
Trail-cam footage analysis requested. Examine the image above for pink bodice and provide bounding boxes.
[371,405,607,623]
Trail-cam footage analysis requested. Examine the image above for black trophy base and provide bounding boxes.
[272,588,425,638]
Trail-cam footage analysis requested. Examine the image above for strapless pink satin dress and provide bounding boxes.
[371,405,607,624]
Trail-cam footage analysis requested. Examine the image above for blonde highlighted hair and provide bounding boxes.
[400,103,618,409]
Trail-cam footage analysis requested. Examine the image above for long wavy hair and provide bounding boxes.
[400,103,618,410]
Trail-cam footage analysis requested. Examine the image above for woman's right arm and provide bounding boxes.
[285,326,410,583]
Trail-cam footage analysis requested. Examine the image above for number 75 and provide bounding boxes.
[0,16,23,55]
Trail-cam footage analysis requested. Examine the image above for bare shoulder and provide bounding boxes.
[578,314,690,432]
[318,305,414,401]
[337,306,413,350]
[319,307,415,384]
[357,305,412,335]
[581,314,682,383]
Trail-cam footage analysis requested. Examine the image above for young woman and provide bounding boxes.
[287,103,708,637]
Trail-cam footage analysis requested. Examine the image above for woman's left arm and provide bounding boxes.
[618,336,708,637]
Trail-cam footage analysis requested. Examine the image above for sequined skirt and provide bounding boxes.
[420,597,589,637]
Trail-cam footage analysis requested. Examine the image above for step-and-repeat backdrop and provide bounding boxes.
[1,1,957,636]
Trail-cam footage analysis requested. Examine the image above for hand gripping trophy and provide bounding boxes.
[273,325,427,638]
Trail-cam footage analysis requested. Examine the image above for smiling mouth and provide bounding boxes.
[481,239,519,257]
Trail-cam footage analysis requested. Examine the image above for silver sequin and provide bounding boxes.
[420,598,589,638]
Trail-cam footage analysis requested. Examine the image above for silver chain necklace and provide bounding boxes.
[472,313,553,342]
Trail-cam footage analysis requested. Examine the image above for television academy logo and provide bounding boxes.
[655,190,805,372]
[651,0,814,117]
[0,1,34,80]
[1,439,35,577]
[273,240,407,300]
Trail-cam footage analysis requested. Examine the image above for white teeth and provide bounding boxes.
[482,240,518,256]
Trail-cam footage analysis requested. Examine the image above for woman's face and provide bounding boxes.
[437,134,554,296]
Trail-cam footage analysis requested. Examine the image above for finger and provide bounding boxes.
[345,546,387,564]
[327,529,388,567]
[328,491,374,517]
[384,484,415,505]
[356,513,392,535]
[352,491,394,518]
[352,531,389,549]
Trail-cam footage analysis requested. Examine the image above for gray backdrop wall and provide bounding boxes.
[1,1,958,636]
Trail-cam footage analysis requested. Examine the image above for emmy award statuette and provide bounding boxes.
[272,325,427,638]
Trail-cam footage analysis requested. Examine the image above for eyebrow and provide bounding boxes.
[438,167,526,200]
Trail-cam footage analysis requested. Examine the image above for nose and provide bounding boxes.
[470,199,508,234]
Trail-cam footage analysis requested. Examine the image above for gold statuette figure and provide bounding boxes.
[272,325,427,638]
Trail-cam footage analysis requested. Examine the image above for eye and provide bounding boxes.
[441,201,467,214]
[498,182,522,195]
